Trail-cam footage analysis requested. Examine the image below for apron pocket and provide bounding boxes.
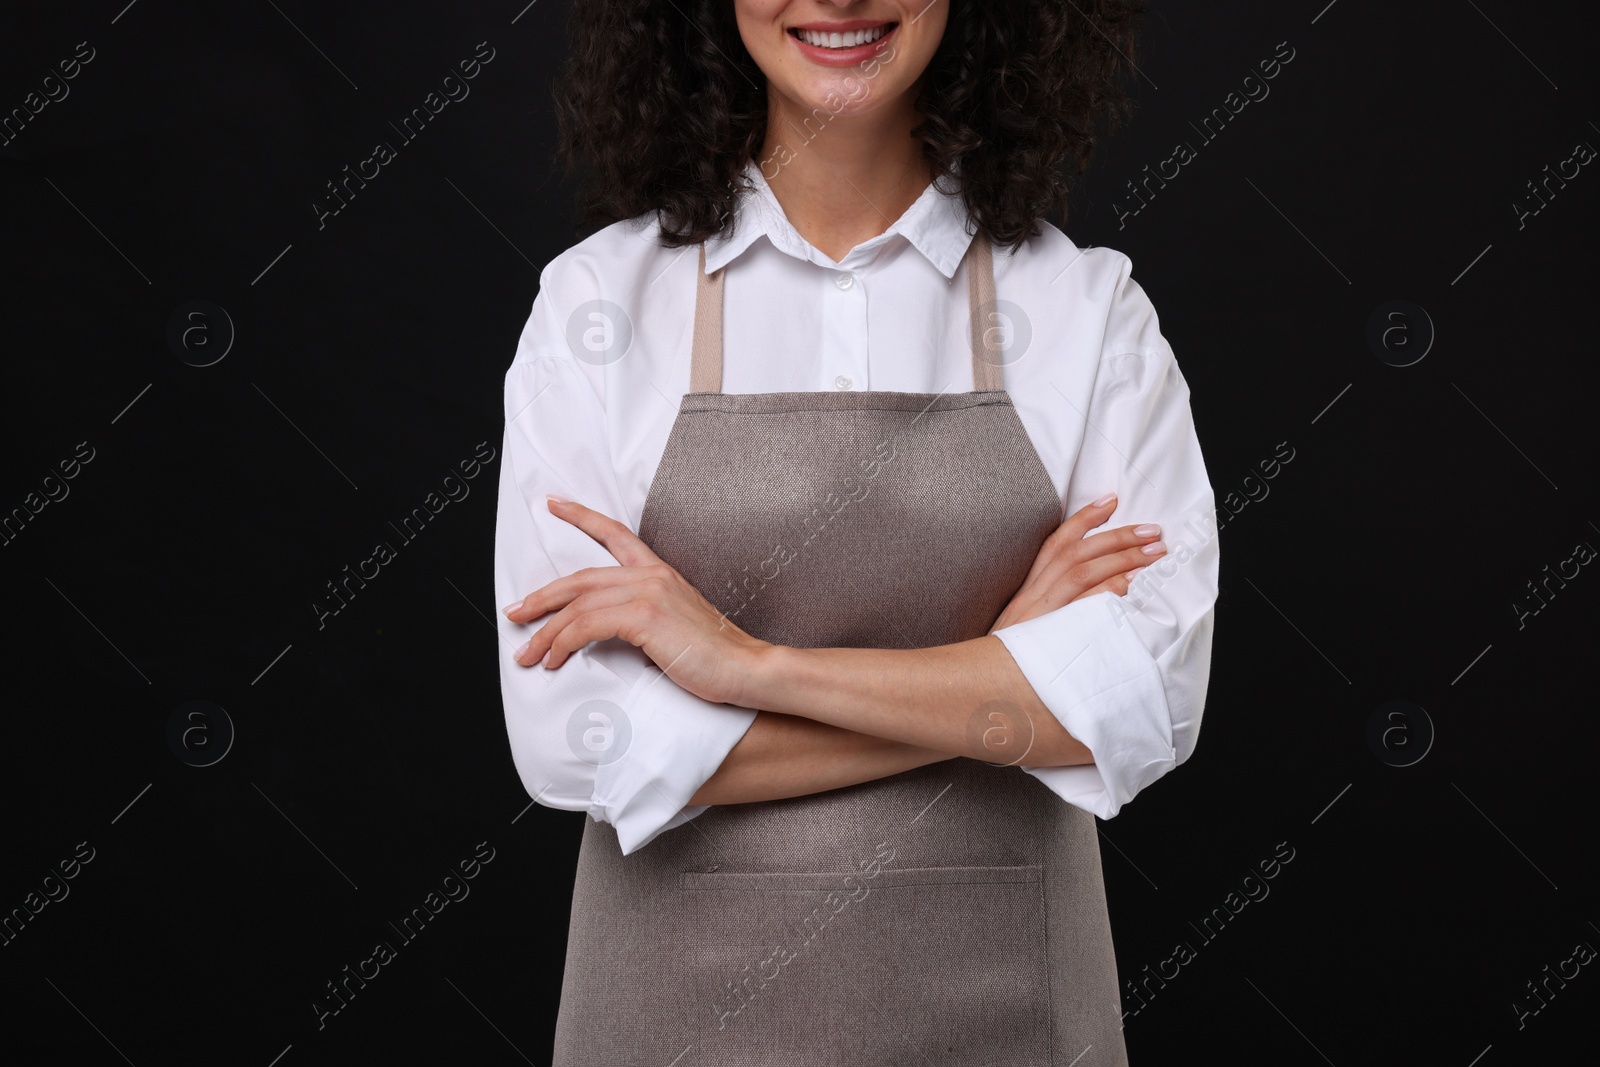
[679,864,1051,1067]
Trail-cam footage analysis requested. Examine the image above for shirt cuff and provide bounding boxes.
[991,592,1177,818]
[592,667,757,855]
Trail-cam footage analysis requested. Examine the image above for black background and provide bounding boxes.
[2,2,1596,1064]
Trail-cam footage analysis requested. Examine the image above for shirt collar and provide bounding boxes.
[702,159,974,278]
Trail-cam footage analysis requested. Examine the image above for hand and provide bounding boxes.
[500,496,771,706]
[989,492,1165,632]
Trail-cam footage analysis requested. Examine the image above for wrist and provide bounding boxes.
[728,638,792,711]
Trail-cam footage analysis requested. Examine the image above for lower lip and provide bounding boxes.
[788,24,897,68]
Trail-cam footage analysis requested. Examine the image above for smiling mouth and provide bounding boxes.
[788,23,896,50]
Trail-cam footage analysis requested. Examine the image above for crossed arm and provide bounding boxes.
[502,492,1167,806]
[683,638,1079,806]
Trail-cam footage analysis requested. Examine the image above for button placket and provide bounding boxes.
[822,266,869,392]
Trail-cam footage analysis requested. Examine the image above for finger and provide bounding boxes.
[1062,522,1163,568]
[502,564,656,622]
[545,495,663,568]
[1037,540,1167,608]
[1077,562,1156,603]
[541,602,658,670]
[1079,521,1162,553]
[1072,577,1123,601]
[1045,492,1122,547]
[515,580,653,665]
[1021,492,1121,585]
[1071,571,1136,603]
[509,562,682,620]
[1030,531,1163,588]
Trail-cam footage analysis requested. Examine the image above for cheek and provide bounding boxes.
[896,5,948,66]
[733,0,791,62]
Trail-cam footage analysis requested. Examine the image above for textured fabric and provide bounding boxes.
[493,158,1219,850]
[551,235,1129,1066]
[638,390,1057,651]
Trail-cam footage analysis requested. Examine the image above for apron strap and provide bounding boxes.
[691,231,1001,394]
[965,232,1002,391]
[690,242,726,394]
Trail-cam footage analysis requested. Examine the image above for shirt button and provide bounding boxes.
[834,374,853,390]
[834,272,855,291]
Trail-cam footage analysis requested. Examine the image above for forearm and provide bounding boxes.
[736,636,1095,768]
[688,710,953,806]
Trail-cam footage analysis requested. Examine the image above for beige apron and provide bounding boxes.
[551,233,1129,1066]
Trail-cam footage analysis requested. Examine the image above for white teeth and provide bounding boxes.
[796,25,888,49]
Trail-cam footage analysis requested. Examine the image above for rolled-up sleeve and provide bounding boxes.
[494,272,756,855]
[992,258,1219,817]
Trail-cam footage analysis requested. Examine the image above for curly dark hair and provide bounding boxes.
[551,0,1149,253]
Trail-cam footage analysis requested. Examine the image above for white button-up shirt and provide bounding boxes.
[495,161,1220,855]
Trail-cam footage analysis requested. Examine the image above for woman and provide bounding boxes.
[495,1,1218,1063]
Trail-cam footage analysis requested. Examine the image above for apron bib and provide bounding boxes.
[551,233,1129,1066]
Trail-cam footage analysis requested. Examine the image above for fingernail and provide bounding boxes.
[501,601,522,618]
[1093,491,1117,507]
[546,493,567,505]
[1141,540,1166,556]
[513,640,529,663]
[1134,524,1161,538]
